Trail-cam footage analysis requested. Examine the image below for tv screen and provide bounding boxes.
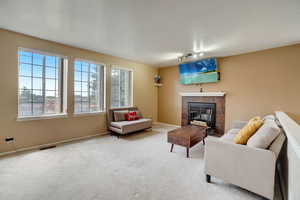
[179,58,219,84]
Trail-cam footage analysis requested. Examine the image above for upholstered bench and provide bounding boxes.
[108,107,152,135]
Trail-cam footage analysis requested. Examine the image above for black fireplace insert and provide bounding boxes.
[188,102,216,128]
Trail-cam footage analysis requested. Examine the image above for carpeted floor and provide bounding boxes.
[0,124,281,200]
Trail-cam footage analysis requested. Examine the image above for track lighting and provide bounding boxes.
[178,52,205,62]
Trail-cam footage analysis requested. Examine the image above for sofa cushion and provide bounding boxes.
[113,110,128,121]
[247,120,280,149]
[111,118,152,129]
[220,128,240,143]
[234,117,263,144]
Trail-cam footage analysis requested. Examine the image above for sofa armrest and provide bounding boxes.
[231,120,247,129]
[204,138,276,199]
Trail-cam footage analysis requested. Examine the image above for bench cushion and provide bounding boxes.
[111,118,151,128]
[110,118,152,134]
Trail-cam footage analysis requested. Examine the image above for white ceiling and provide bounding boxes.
[0,0,300,67]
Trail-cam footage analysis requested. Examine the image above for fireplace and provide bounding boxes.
[181,93,225,136]
[188,102,216,128]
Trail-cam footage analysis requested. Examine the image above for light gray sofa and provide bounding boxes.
[108,107,152,135]
[204,118,286,200]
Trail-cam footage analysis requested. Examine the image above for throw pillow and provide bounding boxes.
[113,110,128,121]
[234,117,264,145]
[248,116,262,123]
[247,120,280,149]
[125,111,138,121]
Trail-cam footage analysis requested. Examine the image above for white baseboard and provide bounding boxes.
[0,131,109,157]
[153,122,181,128]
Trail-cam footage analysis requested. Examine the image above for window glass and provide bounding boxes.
[74,60,105,113]
[111,67,132,108]
[18,49,65,117]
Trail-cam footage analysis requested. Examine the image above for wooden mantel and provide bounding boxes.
[179,92,226,97]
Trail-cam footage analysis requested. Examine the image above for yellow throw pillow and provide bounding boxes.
[234,117,263,144]
[248,116,261,124]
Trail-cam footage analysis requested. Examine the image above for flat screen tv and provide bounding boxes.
[179,58,219,84]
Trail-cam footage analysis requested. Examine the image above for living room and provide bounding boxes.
[0,1,299,200]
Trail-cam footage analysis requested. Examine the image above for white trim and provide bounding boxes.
[109,106,136,109]
[0,131,109,157]
[62,59,68,113]
[153,122,181,128]
[179,92,226,97]
[73,111,106,117]
[103,65,107,111]
[17,113,68,121]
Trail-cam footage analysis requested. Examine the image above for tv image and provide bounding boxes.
[179,58,219,84]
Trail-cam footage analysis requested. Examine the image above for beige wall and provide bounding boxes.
[158,44,300,131]
[0,29,158,153]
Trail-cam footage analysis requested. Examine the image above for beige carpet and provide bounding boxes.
[0,124,281,200]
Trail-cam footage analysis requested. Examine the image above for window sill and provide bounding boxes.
[17,113,68,122]
[110,106,134,109]
[73,111,106,117]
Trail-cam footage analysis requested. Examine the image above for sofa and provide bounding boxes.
[204,115,286,200]
[108,107,152,135]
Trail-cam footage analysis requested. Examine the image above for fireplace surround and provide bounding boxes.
[181,93,225,136]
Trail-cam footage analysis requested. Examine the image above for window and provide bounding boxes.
[111,67,133,108]
[74,60,105,114]
[18,49,67,118]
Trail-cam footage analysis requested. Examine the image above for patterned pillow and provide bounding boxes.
[125,111,139,121]
[113,110,128,121]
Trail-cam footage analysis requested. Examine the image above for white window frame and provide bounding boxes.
[17,47,68,121]
[73,58,106,116]
[111,66,133,108]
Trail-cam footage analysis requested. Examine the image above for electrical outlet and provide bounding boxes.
[5,137,14,143]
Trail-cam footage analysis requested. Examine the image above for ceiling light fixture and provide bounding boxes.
[178,52,205,63]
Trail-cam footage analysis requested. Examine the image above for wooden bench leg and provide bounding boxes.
[170,144,174,152]
[186,147,189,158]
